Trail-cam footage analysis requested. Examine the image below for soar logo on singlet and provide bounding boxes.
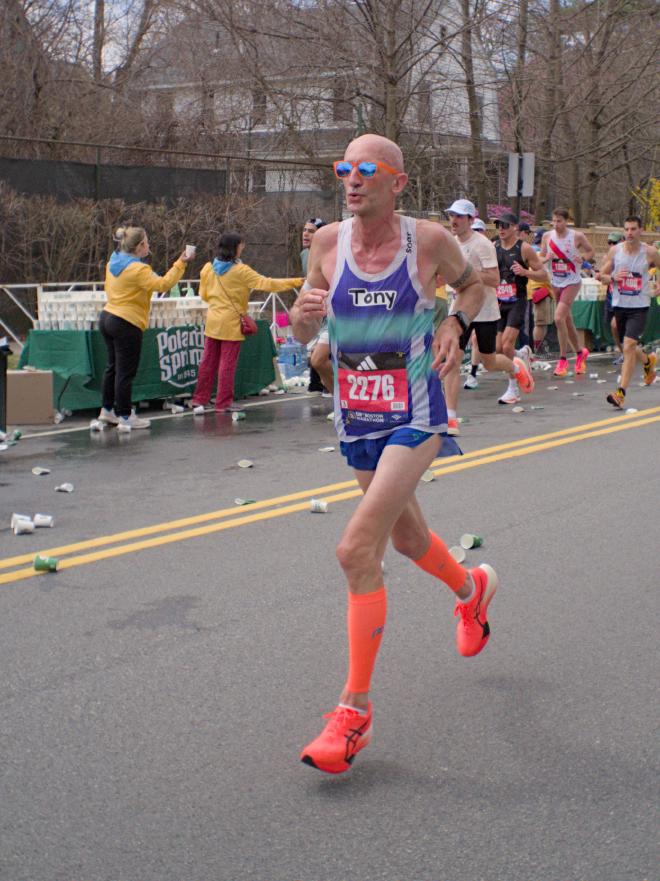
[348,288,398,310]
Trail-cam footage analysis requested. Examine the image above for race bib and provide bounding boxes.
[552,259,570,277]
[338,351,409,436]
[618,273,642,294]
[496,282,517,302]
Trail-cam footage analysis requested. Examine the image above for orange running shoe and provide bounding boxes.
[301,703,372,774]
[447,417,460,436]
[553,357,569,377]
[643,351,657,386]
[607,389,625,409]
[513,357,535,394]
[455,564,498,657]
[575,347,589,375]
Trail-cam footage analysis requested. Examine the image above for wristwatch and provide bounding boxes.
[449,310,470,334]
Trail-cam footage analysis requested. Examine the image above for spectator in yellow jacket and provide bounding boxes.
[191,232,304,413]
[99,226,191,432]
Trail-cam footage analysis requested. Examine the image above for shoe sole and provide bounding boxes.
[498,398,520,405]
[469,564,498,656]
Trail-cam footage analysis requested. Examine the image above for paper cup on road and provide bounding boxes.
[31,466,50,476]
[34,554,58,572]
[548,385,559,390]
[449,545,466,563]
[625,407,638,414]
[34,513,54,528]
[310,498,328,513]
[170,404,185,414]
[232,411,246,421]
[589,373,599,379]
[512,406,524,413]
[318,446,336,453]
[11,513,32,530]
[460,533,483,549]
[237,459,253,468]
[193,405,205,415]
[13,518,35,535]
[55,483,74,493]
[185,244,196,259]
[420,469,435,483]
[530,405,545,410]
[234,498,256,506]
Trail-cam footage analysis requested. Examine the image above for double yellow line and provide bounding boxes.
[2,407,659,587]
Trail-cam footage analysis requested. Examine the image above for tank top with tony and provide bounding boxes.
[327,216,447,442]
[611,243,651,309]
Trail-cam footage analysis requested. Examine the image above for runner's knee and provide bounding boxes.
[336,532,379,576]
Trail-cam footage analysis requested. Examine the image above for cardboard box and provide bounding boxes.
[7,370,53,425]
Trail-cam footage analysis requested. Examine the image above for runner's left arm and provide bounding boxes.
[514,243,551,282]
[576,231,595,262]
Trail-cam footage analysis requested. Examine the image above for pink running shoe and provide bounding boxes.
[575,348,589,375]
[553,358,569,377]
[301,703,373,774]
[455,564,499,657]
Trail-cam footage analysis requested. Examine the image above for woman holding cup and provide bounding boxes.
[98,226,192,432]
[191,232,303,412]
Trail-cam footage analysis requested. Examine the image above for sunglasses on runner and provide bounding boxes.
[333,160,400,179]
[496,222,511,230]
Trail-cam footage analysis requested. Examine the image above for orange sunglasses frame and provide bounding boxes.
[333,160,401,178]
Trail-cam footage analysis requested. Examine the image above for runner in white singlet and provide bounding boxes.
[540,208,594,377]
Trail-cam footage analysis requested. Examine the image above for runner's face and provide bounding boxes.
[552,215,567,234]
[497,223,517,245]
[302,223,317,248]
[341,145,407,217]
[447,213,472,238]
[623,221,641,243]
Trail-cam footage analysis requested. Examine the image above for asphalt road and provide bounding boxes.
[1,357,658,881]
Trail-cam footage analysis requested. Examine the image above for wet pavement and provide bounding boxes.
[0,360,658,881]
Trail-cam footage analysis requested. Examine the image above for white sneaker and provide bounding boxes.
[98,407,120,425]
[193,405,205,415]
[464,374,479,389]
[117,411,151,432]
[498,385,521,405]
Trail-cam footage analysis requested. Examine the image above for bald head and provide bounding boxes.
[345,134,405,172]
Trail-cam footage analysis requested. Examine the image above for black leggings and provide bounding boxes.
[99,310,143,417]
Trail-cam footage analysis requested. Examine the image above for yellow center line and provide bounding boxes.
[3,406,658,572]
[1,408,658,587]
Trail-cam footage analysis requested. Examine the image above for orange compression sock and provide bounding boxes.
[413,530,466,593]
[345,587,387,694]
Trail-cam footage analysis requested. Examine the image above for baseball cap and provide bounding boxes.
[533,228,545,245]
[471,218,486,231]
[494,212,519,226]
[446,199,477,217]
[308,218,325,229]
[607,231,623,244]
[518,222,531,232]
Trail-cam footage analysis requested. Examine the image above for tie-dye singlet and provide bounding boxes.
[327,216,448,443]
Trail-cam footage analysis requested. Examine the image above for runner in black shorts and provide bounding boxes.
[494,212,549,403]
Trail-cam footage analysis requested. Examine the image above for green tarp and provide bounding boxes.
[572,298,660,346]
[19,321,277,411]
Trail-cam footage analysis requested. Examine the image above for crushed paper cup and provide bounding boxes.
[548,385,559,390]
[231,411,246,421]
[420,469,435,483]
[55,483,74,493]
[318,446,336,453]
[310,498,328,513]
[449,545,466,563]
[31,466,50,476]
[234,498,256,506]
[33,513,54,528]
[34,554,58,572]
[512,406,524,413]
[11,513,31,530]
[326,412,335,421]
[565,380,574,384]
[274,389,286,395]
[530,405,545,410]
[625,408,638,414]
[597,379,607,384]
[572,392,585,397]
[460,533,483,549]
[170,404,185,414]
[193,405,205,415]
[13,518,35,535]
[589,373,599,379]
[237,459,253,469]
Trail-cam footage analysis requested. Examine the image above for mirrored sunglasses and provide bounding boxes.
[333,160,400,179]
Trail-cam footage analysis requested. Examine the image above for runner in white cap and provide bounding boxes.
[540,208,594,377]
[444,200,535,429]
